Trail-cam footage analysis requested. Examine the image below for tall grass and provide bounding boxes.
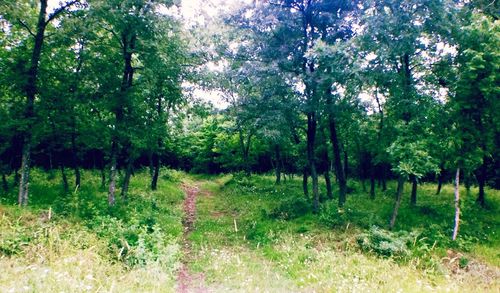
[0,168,185,292]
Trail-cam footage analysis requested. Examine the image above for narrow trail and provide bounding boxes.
[177,183,207,293]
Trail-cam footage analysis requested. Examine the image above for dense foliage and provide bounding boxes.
[0,0,498,234]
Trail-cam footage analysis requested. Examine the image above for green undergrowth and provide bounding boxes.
[1,170,498,292]
[0,168,185,292]
[189,173,500,292]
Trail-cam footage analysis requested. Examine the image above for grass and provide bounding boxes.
[1,169,499,292]
[188,173,500,292]
[0,168,185,292]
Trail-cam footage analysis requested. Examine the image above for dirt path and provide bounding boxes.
[177,183,207,293]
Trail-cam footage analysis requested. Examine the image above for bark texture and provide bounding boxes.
[410,175,418,206]
[452,168,460,241]
[389,176,405,230]
[476,159,487,207]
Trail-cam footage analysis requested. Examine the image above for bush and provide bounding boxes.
[0,219,30,256]
[161,168,183,182]
[319,201,348,227]
[245,221,275,244]
[88,215,179,268]
[269,196,311,220]
[356,226,418,258]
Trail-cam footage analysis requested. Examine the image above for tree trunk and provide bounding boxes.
[320,126,333,199]
[343,149,348,179]
[71,128,80,189]
[326,93,347,207]
[13,169,20,187]
[281,159,287,183]
[436,164,444,195]
[381,166,387,191]
[311,163,319,212]
[436,175,443,195]
[238,130,246,174]
[410,175,417,206]
[302,167,309,199]
[151,152,160,190]
[370,164,376,199]
[49,151,54,172]
[18,0,49,206]
[389,176,405,230]
[320,126,332,200]
[60,164,68,193]
[306,113,319,213]
[476,159,487,207]
[465,173,471,195]
[274,145,281,184]
[244,135,252,176]
[109,32,136,205]
[108,140,118,206]
[373,84,386,194]
[2,173,8,193]
[121,156,133,200]
[324,170,333,200]
[452,168,460,241]
[69,42,83,189]
[18,144,31,206]
[151,90,163,190]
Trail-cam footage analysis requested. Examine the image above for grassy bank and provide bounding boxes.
[0,169,185,292]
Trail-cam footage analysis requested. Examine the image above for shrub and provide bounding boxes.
[245,221,275,244]
[88,215,179,268]
[0,219,30,256]
[161,168,183,182]
[269,196,311,220]
[319,201,348,227]
[356,226,418,258]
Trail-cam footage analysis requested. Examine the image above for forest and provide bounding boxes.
[0,0,499,292]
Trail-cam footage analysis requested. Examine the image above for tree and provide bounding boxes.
[360,0,449,227]
[227,0,358,212]
[452,13,499,207]
[87,0,178,204]
[1,0,82,205]
[140,18,185,190]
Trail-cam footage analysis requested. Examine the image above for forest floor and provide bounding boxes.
[183,174,500,292]
[0,169,499,292]
[177,183,207,292]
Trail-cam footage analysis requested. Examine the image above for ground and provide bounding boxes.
[182,174,500,292]
[0,169,499,292]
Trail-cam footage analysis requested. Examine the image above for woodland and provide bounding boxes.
[0,0,499,292]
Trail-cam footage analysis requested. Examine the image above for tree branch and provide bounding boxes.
[102,27,124,49]
[18,19,36,38]
[45,0,80,25]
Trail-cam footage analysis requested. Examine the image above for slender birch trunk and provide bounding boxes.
[452,168,460,241]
